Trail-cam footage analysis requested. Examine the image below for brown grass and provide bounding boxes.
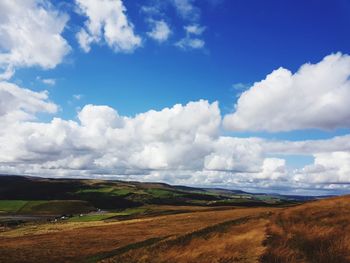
[0,206,274,263]
[261,195,350,263]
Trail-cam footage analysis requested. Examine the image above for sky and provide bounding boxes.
[1,0,350,195]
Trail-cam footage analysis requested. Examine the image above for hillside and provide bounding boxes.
[0,175,300,216]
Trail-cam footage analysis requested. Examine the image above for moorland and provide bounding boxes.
[0,175,349,263]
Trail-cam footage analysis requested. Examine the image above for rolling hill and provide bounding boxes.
[0,175,302,216]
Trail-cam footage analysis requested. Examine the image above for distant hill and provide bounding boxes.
[0,174,321,214]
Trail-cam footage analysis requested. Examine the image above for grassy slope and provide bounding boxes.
[0,200,28,213]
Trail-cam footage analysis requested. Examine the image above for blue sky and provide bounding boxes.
[16,0,350,118]
[1,0,350,194]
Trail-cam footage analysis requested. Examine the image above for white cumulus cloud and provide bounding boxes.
[0,81,57,123]
[224,53,350,132]
[0,0,70,76]
[295,152,350,184]
[75,0,142,53]
[0,83,269,186]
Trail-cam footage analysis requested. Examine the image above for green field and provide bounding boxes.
[0,200,28,213]
[0,200,94,215]
[68,213,120,222]
[145,188,184,198]
[68,208,147,222]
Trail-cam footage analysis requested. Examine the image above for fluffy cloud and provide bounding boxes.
[76,101,222,171]
[224,53,350,132]
[295,152,350,184]
[204,137,262,172]
[0,81,57,123]
[258,158,287,180]
[147,20,171,43]
[75,0,141,53]
[0,0,70,77]
[0,89,209,170]
[0,81,58,163]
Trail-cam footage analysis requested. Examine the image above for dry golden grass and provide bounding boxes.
[0,206,274,263]
[261,195,350,263]
[102,217,269,263]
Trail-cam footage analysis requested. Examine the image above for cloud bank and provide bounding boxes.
[0,81,277,190]
[2,53,350,195]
